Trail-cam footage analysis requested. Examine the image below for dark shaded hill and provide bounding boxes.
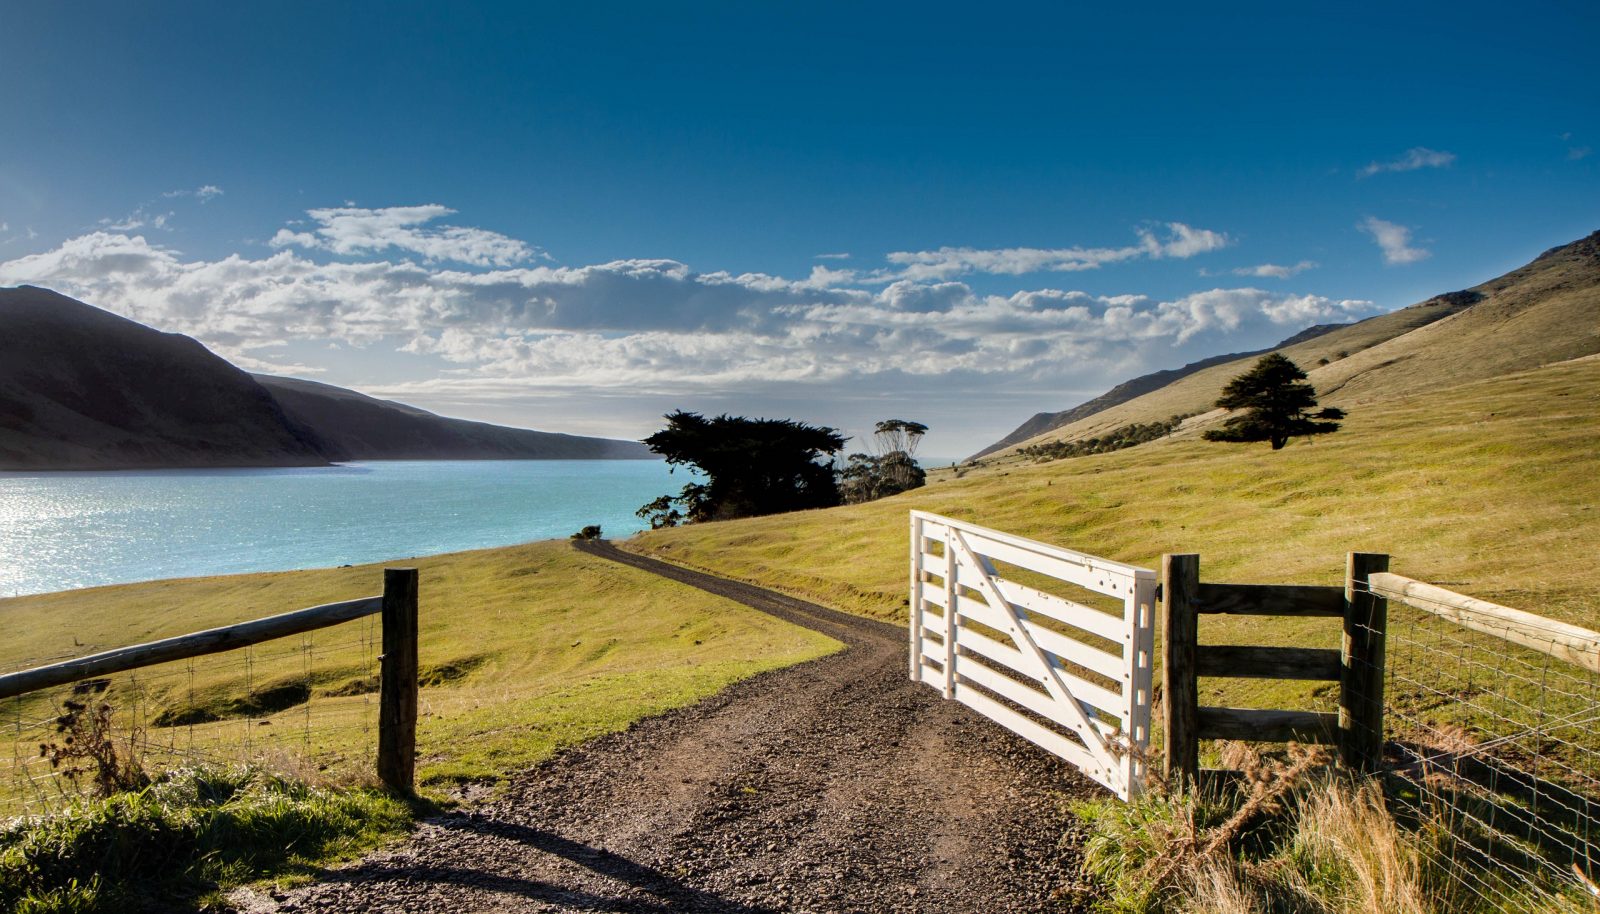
[969,324,1344,459]
[0,287,652,469]
[255,375,652,460]
[0,286,332,470]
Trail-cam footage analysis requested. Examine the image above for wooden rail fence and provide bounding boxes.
[1160,552,1389,786]
[0,568,420,794]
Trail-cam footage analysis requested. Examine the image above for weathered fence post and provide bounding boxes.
[1340,552,1388,773]
[378,567,419,793]
[1161,554,1200,788]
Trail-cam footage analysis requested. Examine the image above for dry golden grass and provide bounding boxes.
[627,355,1600,715]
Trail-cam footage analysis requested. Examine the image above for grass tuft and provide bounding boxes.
[1074,745,1597,914]
[0,765,415,913]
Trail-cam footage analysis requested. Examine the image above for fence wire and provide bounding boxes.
[2,612,382,819]
[1348,583,1600,911]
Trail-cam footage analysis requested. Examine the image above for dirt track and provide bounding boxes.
[269,541,1099,913]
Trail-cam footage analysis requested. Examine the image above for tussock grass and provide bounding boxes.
[1075,746,1594,914]
[0,765,415,913]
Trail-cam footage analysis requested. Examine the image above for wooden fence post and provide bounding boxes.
[378,567,419,793]
[1162,554,1200,788]
[1341,552,1388,773]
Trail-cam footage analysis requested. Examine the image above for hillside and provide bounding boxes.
[0,287,651,469]
[0,286,332,470]
[970,323,1343,459]
[625,352,1600,712]
[974,230,1600,459]
[256,375,652,460]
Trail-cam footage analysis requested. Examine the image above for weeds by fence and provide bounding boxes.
[1351,576,1600,910]
[2,616,384,817]
[1,569,418,818]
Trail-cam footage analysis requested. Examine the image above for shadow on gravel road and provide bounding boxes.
[314,813,779,914]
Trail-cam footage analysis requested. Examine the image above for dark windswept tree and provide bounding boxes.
[1202,354,1345,450]
[637,411,846,526]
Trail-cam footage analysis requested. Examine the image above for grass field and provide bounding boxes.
[625,355,1600,718]
[0,539,840,812]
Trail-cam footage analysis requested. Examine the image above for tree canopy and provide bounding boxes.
[1202,354,1345,450]
[839,418,929,504]
[638,411,846,526]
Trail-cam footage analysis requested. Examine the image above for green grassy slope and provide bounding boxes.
[626,354,1600,712]
[983,230,1600,459]
[0,541,839,806]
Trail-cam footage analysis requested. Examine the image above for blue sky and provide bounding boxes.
[1,1,1596,456]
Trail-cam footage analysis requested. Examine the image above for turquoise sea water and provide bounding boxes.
[0,460,687,597]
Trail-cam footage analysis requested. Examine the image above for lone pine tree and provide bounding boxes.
[1202,353,1345,450]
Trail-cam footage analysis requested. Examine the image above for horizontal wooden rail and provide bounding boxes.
[1163,553,1388,783]
[0,596,383,701]
[1368,572,1600,674]
[1195,583,1344,616]
[1197,707,1338,742]
[1194,645,1342,681]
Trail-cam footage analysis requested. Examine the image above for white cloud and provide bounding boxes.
[163,185,224,202]
[268,204,536,267]
[1569,146,1592,161]
[881,222,1230,281]
[1227,260,1317,279]
[99,209,173,232]
[1,211,1383,451]
[1359,217,1430,265]
[0,227,1378,396]
[1358,147,1456,178]
[814,252,851,260]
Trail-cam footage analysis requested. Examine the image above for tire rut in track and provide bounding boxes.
[269,540,1100,914]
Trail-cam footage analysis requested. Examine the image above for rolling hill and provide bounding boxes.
[0,287,651,469]
[973,229,1600,459]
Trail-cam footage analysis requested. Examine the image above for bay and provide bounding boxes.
[0,460,686,598]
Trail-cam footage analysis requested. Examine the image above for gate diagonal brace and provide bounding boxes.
[949,530,1117,764]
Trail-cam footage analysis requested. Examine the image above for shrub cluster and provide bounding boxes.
[1017,415,1191,463]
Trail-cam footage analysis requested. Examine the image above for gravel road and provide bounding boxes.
[267,540,1100,913]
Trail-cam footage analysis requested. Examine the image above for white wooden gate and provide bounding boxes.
[908,511,1157,799]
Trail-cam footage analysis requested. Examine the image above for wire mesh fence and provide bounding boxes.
[2,612,383,819]
[1350,581,1600,910]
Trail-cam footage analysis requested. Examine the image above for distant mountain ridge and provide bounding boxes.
[255,375,650,461]
[0,286,650,470]
[972,228,1600,459]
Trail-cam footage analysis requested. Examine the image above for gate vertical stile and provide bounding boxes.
[1126,574,1157,797]
[941,520,958,699]
[909,513,924,682]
